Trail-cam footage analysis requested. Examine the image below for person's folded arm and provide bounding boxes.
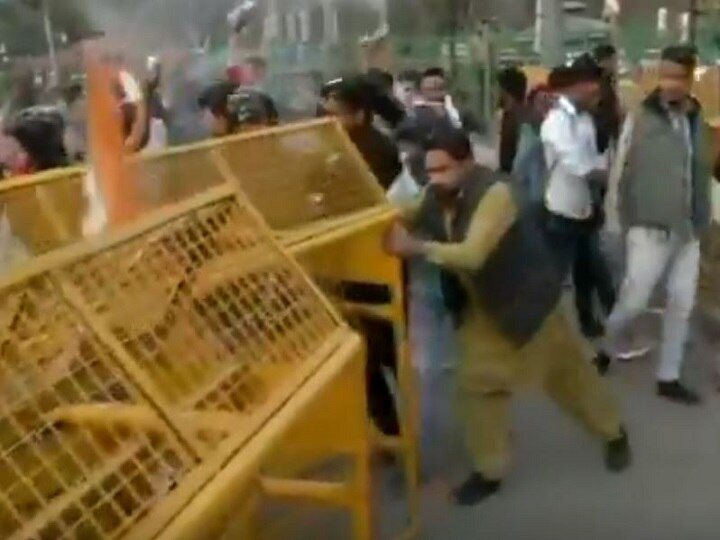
[541,112,597,178]
[423,182,517,271]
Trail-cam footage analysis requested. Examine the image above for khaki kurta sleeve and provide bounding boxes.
[423,182,517,271]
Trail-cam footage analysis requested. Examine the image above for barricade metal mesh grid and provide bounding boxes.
[0,185,350,539]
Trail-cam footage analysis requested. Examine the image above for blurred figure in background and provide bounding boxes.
[0,107,71,272]
[197,81,278,138]
[395,69,421,111]
[2,107,68,176]
[497,67,528,174]
[5,67,39,115]
[321,75,402,190]
[512,84,554,212]
[320,74,405,441]
[245,56,268,90]
[59,78,88,163]
[393,117,457,475]
[593,44,622,155]
[604,45,712,404]
[144,56,169,152]
[415,67,465,130]
[365,68,407,133]
[105,54,148,154]
[165,51,212,145]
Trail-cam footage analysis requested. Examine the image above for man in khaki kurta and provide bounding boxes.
[386,128,630,506]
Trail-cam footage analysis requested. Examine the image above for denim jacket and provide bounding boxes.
[512,123,546,209]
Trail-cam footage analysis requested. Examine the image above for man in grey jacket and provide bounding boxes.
[604,45,712,404]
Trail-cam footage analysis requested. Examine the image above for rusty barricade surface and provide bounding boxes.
[0,181,370,539]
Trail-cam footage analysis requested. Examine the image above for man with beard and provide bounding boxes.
[386,127,630,506]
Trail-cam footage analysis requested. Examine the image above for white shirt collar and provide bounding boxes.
[557,95,579,116]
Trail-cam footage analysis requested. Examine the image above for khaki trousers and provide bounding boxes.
[455,306,622,480]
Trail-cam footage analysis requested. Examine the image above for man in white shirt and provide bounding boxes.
[542,61,607,223]
[541,56,617,361]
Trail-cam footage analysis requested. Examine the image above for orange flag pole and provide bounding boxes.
[85,47,141,226]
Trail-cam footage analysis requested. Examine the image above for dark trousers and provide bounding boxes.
[357,316,400,437]
[543,212,616,335]
[573,227,617,330]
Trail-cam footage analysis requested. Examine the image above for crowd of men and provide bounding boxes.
[384,42,717,506]
[0,40,717,508]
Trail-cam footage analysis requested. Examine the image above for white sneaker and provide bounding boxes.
[616,345,652,361]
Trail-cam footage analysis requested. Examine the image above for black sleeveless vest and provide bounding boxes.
[415,165,563,347]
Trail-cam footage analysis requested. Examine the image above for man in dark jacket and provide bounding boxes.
[497,67,528,174]
[321,76,402,189]
[593,44,622,154]
[320,75,404,439]
[386,127,630,506]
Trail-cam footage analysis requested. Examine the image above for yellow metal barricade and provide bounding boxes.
[0,119,419,537]
[0,167,85,257]
[213,120,419,538]
[0,183,371,539]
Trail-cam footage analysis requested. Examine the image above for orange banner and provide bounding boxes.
[85,50,141,226]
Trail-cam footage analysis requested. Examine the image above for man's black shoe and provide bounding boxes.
[657,380,701,405]
[451,472,501,506]
[593,352,611,376]
[604,428,631,472]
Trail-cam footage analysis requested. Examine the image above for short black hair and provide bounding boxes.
[198,81,238,118]
[497,67,528,101]
[324,74,405,127]
[593,44,617,62]
[661,45,698,72]
[421,67,446,81]
[424,127,473,162]
[398,69,421,88]
[327,76,374,115]
[366,68,394,92]
[5,107,68,171]
[230,89,279,126]
[559,54,604,87]
[198,81,277,127]
[548,65,573,90]
[320,77,344,99]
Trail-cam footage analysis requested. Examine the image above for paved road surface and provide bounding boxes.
[378,309,720,540]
